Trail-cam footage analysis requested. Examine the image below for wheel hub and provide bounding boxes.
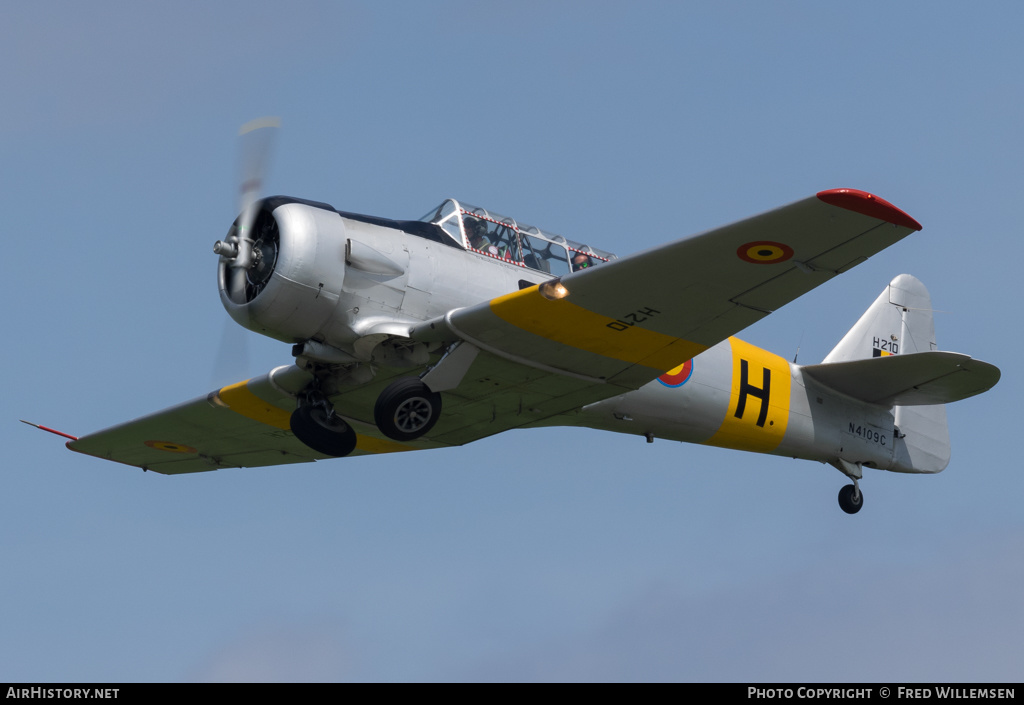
[309,405,348,433]
[394,397,433,433]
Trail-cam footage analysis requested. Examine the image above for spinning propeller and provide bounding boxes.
[213,116,280,304]
[209,118,280,387]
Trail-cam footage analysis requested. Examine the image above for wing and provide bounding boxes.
[68,366,419,474]
[397,188,923,443]
[414,189,922,388]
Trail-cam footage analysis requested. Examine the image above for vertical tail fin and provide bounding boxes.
[824,274,950,473]
[823,274,937,363]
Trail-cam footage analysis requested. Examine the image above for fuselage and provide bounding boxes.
[569,338,900,471]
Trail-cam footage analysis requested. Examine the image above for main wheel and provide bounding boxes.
[838,484,864,515]
[290,404,357,457]
[374,378,442,441]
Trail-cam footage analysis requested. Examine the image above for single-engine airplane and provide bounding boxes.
[31,122,1000,514]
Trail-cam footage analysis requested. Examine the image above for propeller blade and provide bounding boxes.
[235,116,280,269]
[211,315,252,388]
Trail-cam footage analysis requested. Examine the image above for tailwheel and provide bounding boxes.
[838,483,864,515]
[290,403,357,457]
[374,378,442,442]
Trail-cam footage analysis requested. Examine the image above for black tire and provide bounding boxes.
[838,484,863,515]
[374,378,442,441]
[290,405,357,457]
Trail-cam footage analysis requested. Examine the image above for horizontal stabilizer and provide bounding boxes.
[802,351,1000,406]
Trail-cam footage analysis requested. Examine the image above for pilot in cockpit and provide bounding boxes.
[467,217,503,257]
[465,218,488,249]
[572,252,593,271]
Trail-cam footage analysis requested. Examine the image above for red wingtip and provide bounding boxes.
[817,188,922,231]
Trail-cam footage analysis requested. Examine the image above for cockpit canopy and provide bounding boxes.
[419,199,617,276]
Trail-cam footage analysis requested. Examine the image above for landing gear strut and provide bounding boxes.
[832,459,865,514]
[289,391,356,457]
[374,377,442,442]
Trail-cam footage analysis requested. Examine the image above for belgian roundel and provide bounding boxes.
[144,440,197,454]
[737,241,794,264]
[658,359,694,388]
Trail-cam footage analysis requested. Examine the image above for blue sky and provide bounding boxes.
[3,1,1021,682]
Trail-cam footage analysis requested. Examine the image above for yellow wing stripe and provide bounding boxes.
[216,379,413,455]
[488,286,706,372]
[218,379,292,429]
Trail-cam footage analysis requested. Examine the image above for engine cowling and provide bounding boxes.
[217,198,349,344]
